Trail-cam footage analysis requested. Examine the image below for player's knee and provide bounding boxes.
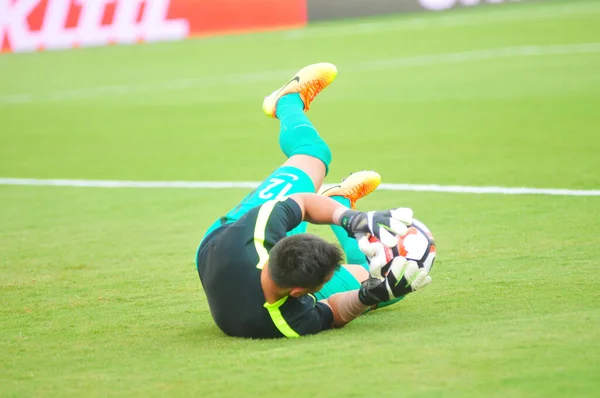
[311,140,332,171]
[280,123,331,173]
[290,141,331,173]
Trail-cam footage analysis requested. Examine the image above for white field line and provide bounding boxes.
[1,178,598,197]
[353,42,600,71]
[1,42,600,105]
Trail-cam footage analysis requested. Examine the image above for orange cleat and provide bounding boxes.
[319,171,381,209]
[262,62,338,118]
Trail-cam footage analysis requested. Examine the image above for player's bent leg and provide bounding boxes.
[200,63,337,250]
[226,165,316,222]
[197,164,315,264]
[283,155,326,194]
[320,171,381,210]
[316,171,406,309]
[227,62,337,224]
[314,265,363,301]
[329,212,370,267]
[264,62,338,188]
[276,94,330,191]
[344,264,369,283]
[321,171,382,268]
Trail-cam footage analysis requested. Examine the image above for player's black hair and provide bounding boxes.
[268,234,343,289]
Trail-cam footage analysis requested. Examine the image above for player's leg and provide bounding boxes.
[226,62,337,224]
[270,91,329,236]
[314,264,364,301]
[314,171,405,308]
[313,171,378,300]
[321,170,382,269]
[200,63,338,242]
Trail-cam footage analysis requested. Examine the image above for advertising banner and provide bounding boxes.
[1,0,535,53]
[307,0,525,21]
[0,0,307,53]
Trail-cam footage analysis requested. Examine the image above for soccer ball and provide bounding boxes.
[368,219,436,273]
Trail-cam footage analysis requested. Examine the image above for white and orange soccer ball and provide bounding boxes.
[368,219,436,273]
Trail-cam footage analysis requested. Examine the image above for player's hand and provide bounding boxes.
[358,257,432,306]
[339,208,413,249]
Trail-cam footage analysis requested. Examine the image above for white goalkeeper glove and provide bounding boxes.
[358,256,432,306]
[339,207,414,252]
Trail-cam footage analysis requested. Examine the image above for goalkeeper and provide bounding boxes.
[196,63,431,339]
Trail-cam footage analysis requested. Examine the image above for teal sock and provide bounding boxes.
[328,196,369,268]
[276,94,331,174]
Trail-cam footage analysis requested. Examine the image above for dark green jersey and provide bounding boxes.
[196,198,334,339]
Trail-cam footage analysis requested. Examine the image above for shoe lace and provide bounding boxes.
[299,78,326,109]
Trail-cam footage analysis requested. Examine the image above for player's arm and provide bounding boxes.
[320,290,370,328]
[288,193,347,226]
[322,256,433,328]
[288,193,412,247]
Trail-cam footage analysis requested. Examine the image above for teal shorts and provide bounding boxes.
[200,165,316,242]
[314,266,361,300]
[199,165,362,299]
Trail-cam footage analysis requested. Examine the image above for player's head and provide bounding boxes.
[268,233,343,296]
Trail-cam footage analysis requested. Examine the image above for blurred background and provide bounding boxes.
[1,1,599,397]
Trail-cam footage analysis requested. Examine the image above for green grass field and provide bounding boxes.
[1,0,600,396]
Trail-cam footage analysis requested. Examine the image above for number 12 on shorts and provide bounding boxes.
[258,175,299,201]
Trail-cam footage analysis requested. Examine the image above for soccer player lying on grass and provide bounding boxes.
[196,63,432,339]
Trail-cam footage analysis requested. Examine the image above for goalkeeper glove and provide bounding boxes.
[358,257,432,306]
[339,208,413,248]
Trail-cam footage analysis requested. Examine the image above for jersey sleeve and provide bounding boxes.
[228,197,303,270]
[253,198,303,251]
[276,295,335,337]
[265,198,303,237]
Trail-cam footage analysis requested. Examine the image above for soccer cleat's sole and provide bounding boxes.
[262,62,338,118]
[319,170,381,209]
